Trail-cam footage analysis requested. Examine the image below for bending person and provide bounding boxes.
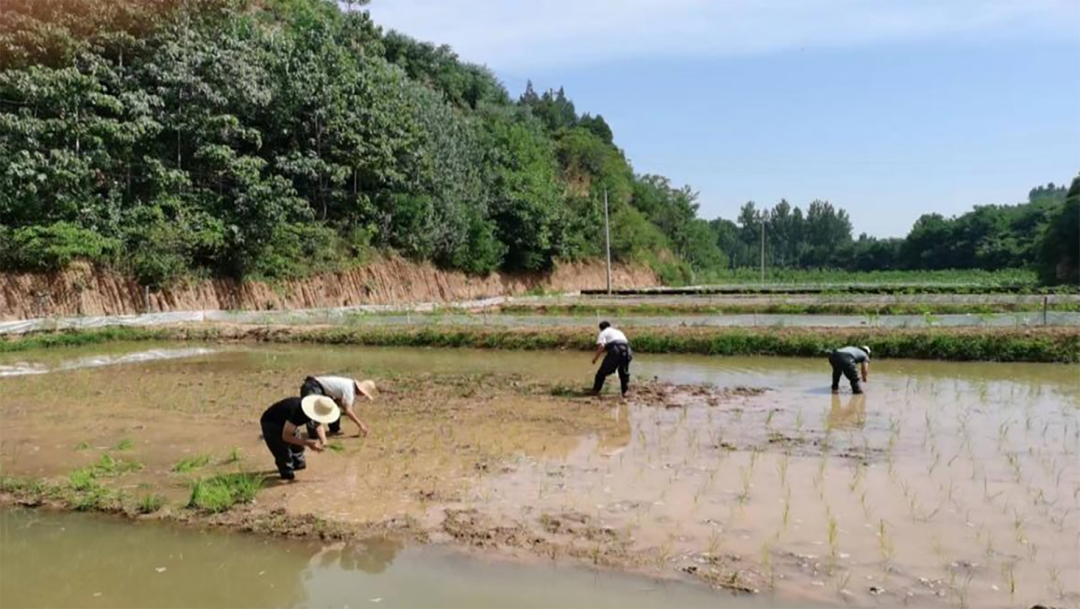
[300,375,376,437]
[260,395,339,480]
[591,321,633,397]
[828,345,870,394]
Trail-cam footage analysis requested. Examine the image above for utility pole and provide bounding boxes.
[760,218,765,286]
[604,188,612,294]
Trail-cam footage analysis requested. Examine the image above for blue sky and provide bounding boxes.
[367,1,1080,238]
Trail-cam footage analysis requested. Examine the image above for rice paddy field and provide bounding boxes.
[2,340,1077,608]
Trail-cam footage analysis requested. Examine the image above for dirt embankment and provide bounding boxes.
[0,257,657,320]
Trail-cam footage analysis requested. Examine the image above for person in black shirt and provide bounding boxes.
[260,395,340,480]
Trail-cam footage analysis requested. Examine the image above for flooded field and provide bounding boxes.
[2,342,1078,608]
[0,508,773,608]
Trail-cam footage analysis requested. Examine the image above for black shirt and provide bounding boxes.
[260,397,312,428]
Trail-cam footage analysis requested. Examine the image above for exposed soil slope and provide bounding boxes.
[0,256,656,320]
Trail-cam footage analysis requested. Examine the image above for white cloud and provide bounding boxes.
[365,0,1080,71]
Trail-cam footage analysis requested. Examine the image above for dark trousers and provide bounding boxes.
[593,342,632,396]
[300,376,341,434]
[829,351,863,394]
[261,421,306,478]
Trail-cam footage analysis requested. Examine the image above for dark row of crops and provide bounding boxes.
[4,325,1076,363]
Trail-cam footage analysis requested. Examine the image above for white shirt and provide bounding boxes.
[314,376,356,409]
[597,327,628,347]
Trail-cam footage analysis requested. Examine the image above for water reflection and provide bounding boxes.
[827,393,866,430]
[313,537,404,575]
[1,509,777,609]
[0,508,317,608]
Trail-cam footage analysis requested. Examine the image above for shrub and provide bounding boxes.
[0,222,120,272]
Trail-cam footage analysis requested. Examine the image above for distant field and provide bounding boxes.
[500,300,1080,317]
[695,268,1040,287]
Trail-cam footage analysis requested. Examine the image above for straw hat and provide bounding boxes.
[355,379,377,400]
[301,395,341,424]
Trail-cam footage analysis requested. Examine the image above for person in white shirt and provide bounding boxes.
[591,321,633,396]
[300,375,376,437]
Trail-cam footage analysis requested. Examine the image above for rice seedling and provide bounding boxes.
[187,472,263,513]
[222,447,243,464]
[93,453,142,476]
[826,509,839,559]
[1001,562,1017,601]
[68,467,98,492]
[760,540,775,590]
[834,570,852,599]
[1012,509,1026,543]
[848,462,864,492]
[777,455,789,488]
[114,439,134,451]
[172,454,212,473]
[738,466,752,503]
[877,519,895,563]
[325,442,345,453]
[1049,564,1064,599]
[707,528,722,557]
[955,570,973,609]
[75,441,91,451]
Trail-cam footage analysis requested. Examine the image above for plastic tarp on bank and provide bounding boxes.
[0,297,509,335]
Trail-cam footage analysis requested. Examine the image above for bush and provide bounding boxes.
[1,222,120,272]
[250,223,346,280]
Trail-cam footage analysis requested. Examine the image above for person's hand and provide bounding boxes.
[308,439,325,452]
[359,422,370,437]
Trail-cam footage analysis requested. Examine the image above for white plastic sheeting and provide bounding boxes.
[0,347,216,377]
[0,296,510,335]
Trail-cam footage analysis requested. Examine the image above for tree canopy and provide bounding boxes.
[0,0,1075,287]
[0,0,719,286]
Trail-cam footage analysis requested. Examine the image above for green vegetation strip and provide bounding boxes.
[581,284,1077,296]
[191,325,1079,363]
[499,301,1080,317]
[5,325,1076,363]
[0,327,167,353]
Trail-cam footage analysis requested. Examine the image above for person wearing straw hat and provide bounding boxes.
[260,395,339,480]
[300,376,376,437]
[828,345,871,395]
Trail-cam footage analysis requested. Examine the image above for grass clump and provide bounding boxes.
[136,493,166,514]
[68,468,99,491]
[172,454,212,473]
[187,472,264,513]
[0,327,165,353]
[93,453,142,475]
[114,438,134,451]
[70,485,119,512]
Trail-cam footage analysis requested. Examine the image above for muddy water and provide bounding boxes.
[0,508,789,609]
[2,343,1078,608]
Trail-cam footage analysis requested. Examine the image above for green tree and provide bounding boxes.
[1036,176,1080,285]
